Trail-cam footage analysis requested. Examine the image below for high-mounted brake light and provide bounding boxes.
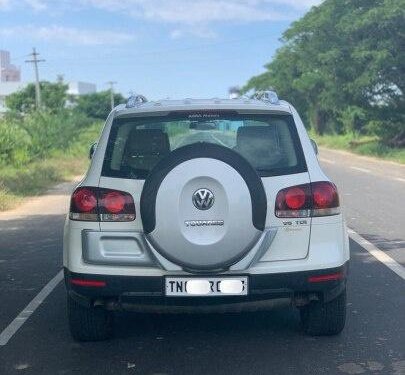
[275,181,340,218]
[69,187,136,222]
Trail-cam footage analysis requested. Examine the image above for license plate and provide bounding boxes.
[165,277,248,297]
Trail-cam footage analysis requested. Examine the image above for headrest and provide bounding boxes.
[235,125,283,168]
[236,126,278,149]
[126,128,170,156]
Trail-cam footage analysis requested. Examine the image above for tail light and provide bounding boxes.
[70,187,135,222]
[275,181,340,218]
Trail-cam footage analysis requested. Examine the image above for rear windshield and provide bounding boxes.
[102,112,307,179]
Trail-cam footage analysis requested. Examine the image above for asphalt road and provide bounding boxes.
[319,148,405,266]
[0,151,404,375]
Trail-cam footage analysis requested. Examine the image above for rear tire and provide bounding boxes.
[300,289,346,336]
[67,295,113,341]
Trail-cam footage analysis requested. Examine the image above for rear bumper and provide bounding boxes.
[64,263,348,311]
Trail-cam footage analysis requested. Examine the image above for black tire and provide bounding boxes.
[300,289,346,336]
[67,295,113,341]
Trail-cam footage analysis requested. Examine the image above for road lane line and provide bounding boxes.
[0,270,63,346]
[395,177,405,183]
[319,158,336,164]
[348,229,405,281]
[350,166,371,173]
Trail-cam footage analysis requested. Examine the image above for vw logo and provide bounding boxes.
[192,188,214,210]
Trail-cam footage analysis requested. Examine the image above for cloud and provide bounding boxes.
[24,0,47,11]
[0,0,47,11]
[84,0,298,24]
[0,0,11,10]
[0,25,135,45]
[170,27,217,40]
[79,0,323,38]
[263,0,322,10]
[1,1,323,40]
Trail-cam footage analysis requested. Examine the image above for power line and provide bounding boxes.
[25,48,45,110]
[106,81,117,110]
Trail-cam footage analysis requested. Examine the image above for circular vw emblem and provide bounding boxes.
[192,188,214,210]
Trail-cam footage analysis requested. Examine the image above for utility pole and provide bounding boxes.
[25,48,45,110]
[106,81,117,110]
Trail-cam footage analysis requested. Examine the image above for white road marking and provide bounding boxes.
[319,158,336,164]
[348,229,405,281]
[395,177,405,183]
[350,166,371,173]
[0,270,63,346]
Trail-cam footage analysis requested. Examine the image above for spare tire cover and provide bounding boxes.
[140,143,267,270]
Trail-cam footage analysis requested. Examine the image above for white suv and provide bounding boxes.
[63,92,349,341]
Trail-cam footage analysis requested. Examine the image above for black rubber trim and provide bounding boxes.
[140,142,267,233]
[64,263,348,305]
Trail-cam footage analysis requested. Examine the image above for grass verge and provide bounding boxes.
[309,132,405,164]
[0,122,102,211]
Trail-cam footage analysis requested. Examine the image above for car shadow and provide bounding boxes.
[114,307,302,340]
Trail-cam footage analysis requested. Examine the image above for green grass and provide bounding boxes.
[309,132,405,164]
[0,122,102,211]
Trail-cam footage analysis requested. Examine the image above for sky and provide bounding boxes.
[0,0,322,100]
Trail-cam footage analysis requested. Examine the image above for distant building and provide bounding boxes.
[0,82,27,113]
[0,50,21,82]
[67,81,96,96]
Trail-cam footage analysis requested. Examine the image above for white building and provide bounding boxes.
[0,82,27,113]
[67,81,96,96]
[0,78,97,113]
[0,50,21,82]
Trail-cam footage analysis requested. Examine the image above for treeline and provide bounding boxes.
[243,0,404,147]
[0,82,125,168]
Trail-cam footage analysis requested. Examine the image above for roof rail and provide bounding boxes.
[126,94,148,108]
[253,90,279,105]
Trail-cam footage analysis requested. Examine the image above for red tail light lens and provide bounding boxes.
[69,187,135,221]
[99,189,135,221]
[312,181,339,216]
[285,187,306,209]
[73,188,97,212]
[70,187,98,221]
[275,184,312,218]
[275,181,340,218]
[103,191,126,213]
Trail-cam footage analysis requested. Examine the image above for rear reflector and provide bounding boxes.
[70,279,107,287]
[308,272,343,283]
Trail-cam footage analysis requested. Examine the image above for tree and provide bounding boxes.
[243,0,405,145]
[6,82,68,113]
[73,91,125,119]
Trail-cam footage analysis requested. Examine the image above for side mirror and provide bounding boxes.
[89,142,97,159]
[310,139,318,155]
